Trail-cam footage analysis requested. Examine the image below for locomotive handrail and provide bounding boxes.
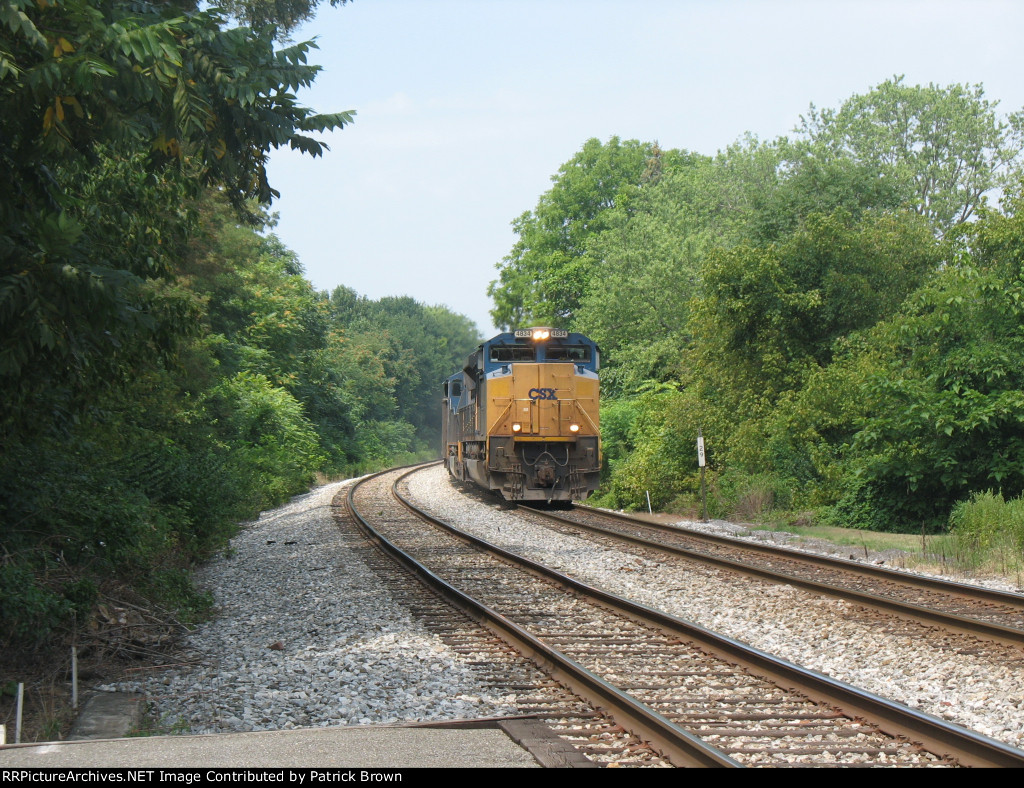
[489,398,515,432]
[570,399,600,434]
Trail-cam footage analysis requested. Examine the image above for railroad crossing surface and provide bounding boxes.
[0,692,581,768]
[0,726,546,769]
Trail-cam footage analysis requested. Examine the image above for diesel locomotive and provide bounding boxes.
[442,327,601,502]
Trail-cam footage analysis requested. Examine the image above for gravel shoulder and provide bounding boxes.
[109,478,517,734]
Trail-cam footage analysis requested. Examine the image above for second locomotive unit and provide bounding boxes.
[442,327,601,502]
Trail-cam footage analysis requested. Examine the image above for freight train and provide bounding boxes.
[442,328,601,502]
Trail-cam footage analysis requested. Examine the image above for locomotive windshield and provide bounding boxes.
[490,346,536,363]
[489,344,591,363]
[545,345,591,362]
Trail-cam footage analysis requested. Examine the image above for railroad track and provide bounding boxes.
[346,463,1024,768]
[331,469,672,767]
[519,503,1024,648]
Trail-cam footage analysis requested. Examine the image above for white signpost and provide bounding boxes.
[697,429,708,522]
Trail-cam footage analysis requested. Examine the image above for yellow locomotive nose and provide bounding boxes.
[443,328,600,502]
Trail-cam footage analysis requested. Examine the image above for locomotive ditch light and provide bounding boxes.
[569,423,580,433]
[512,423,522,432]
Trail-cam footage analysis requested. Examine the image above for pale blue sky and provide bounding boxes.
[265,0,1024,337]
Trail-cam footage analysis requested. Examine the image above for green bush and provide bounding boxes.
[821,478,900,532]
[949,490,1024,570]
[711,471,797,522]
[202,372,327,509]
[0,561,73,647]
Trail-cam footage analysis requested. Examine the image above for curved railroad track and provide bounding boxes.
[518,503,1024,648]
[333,467,672,767]
[346,463,1024,768]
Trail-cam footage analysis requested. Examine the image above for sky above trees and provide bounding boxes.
[265,0,1024,336]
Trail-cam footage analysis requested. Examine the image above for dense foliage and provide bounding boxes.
[1,190,479,648]
[490,77,1024,540]
[1,0,481,651]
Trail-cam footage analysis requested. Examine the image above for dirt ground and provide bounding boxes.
[1,586,190,744]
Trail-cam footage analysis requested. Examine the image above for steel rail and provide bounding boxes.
[390,465,1024,768]
[576,503,1024,607]
[524,505,1024,647]
[346,466,741,768]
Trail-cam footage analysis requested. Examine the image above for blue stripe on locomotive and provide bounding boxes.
[478,331,599,375]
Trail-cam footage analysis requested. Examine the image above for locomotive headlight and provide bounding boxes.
[569,423,580,433]
[512,423,522,432]
[532,328,550,341]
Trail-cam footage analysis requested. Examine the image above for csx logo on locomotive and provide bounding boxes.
[529,388,558,401]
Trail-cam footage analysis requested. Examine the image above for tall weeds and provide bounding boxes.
[948,491,1024,578]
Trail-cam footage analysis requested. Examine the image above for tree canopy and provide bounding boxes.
[797,76,1024,230]
[217,0,349,37]
[487,137,669,328]
[0,0,487,664]
[1,0,353,420]
[489,78,1024,537]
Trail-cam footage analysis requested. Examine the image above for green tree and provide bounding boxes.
[327,290,481,447]
[836,198,1024,527]
[798,76,1024,230]
[574,135,902,394]
[1,0,353,436]
[690,208,940,404]
[0,0,355,649]
[488,137,664,328]
[749,141,905,243]
[217,0,348,37]
[574,166,707,394]
[201,371,326,506]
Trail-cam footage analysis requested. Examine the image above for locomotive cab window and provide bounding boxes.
[489,346,536,363]
[447,379,463,412]
[545,345,591,362]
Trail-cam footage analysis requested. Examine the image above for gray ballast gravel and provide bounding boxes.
[108,479,517,734]
[108,467,1024,754]
[404,466,1024,751]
